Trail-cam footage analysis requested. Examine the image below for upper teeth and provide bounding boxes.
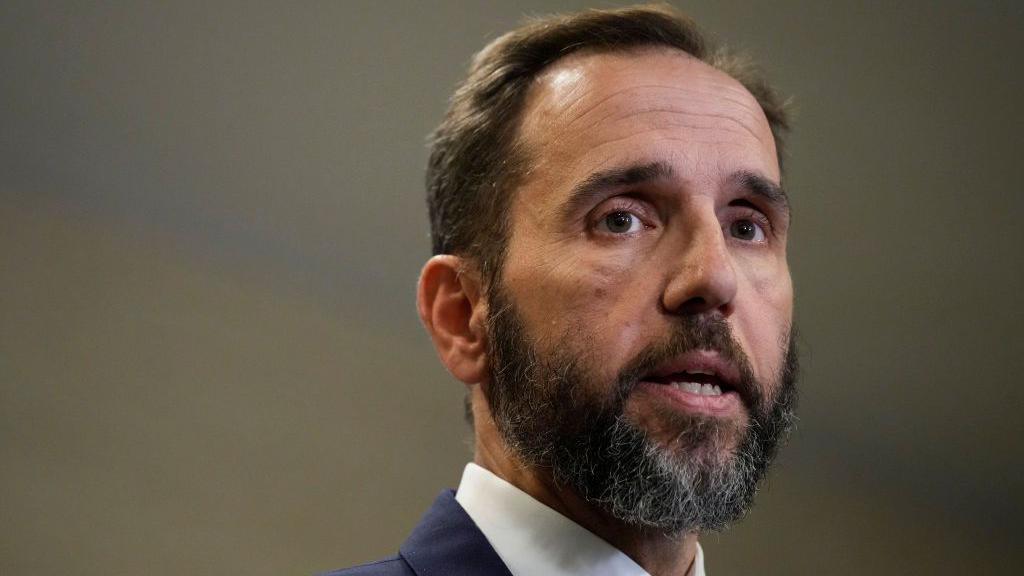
[672,381,722,396]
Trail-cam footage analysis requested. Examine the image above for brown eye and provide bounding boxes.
[729,219,765,242]
[601,211,641,234]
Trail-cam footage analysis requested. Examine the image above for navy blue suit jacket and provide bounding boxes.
[322,490,513,576]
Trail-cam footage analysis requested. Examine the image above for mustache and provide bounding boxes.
[613,315,763,413]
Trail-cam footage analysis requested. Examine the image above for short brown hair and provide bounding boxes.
[426,3,790,290]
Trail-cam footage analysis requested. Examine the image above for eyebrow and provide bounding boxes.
[560,161,791,221]
[561,161,675,220]
[728,170,791,217]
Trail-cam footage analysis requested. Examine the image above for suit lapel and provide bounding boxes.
[399,490,513,576]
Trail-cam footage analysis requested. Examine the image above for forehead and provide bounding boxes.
[515,48,779,199]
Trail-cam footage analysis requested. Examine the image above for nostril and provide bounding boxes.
[680,296,708,313]
[661,252,739,316]
[679,296,717,316]
[668,296,734,317]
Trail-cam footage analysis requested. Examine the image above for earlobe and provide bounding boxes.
[416,255,489,384]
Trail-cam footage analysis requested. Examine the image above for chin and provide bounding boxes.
[642,407,748,469]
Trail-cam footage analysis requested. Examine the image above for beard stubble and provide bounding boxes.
[482,284,799,534]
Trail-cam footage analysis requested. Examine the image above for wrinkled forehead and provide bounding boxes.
[517,47,779,183]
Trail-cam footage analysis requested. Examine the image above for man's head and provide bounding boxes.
[426,4,790,292]
[418,4,797,536]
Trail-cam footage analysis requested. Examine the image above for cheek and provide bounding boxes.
[736,260,793,383]
[505,247,648,374]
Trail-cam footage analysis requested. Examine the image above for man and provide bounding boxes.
[328,4,798,575]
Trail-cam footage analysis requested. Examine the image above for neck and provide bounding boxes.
[469,391,700,576]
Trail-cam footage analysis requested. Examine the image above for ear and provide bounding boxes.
[416,255,489,385]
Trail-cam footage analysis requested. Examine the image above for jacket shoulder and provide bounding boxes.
[319,555,415,576]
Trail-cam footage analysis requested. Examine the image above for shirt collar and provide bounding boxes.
[455,463,705,576]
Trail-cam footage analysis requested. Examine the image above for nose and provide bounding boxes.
[661,218,738,316]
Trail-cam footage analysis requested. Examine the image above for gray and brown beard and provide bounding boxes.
[483,285,799,535]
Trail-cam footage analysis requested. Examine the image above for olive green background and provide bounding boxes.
[2,1,1022,574]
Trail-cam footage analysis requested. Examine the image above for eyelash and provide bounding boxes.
[590,199,653,235]
[733,208,773,235]
[588,199,775,241]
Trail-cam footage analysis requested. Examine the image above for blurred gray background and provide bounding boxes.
[2,1,1022,574]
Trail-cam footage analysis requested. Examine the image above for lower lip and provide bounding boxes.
[636,381,744,416]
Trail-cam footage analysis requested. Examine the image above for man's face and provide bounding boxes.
[482,48,797,532]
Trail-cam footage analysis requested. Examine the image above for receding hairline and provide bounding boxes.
[528,45,772,127]
[425,3,791,282]
[513,45,780,188]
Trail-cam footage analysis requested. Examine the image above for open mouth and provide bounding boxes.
[645,370,734,397]
[635,351,747,415]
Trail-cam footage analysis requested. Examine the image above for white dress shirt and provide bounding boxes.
[455,463,706,576]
